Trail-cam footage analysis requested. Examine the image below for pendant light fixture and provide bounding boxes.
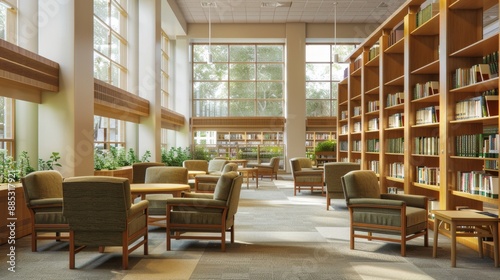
[333,2,339,63]
[201,2,217,64]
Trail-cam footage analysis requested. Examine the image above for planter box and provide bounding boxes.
[0,183,31,245]
[314,151,336,166]
[94,166,133,182]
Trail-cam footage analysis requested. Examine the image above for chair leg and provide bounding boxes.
[326,195,330,210]
[31,231,37,252]
[122,232,129,270]
[166,229,171,251]
[69,231,75,269]
[221,230,226,252]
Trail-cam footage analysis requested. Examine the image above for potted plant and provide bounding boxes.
[94,147,151,180]
[313,140,337,165]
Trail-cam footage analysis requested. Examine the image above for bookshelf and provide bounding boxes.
[340,0,500,255]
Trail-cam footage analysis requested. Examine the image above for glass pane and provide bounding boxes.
[230,100,255,116]
[257,82,283,99]
[257,100,283,116]
[94,0,108,24]
[110,35,120,62]
[306,45,330,62]
[94,20,109,56]
[111,64,120,87]
[306,63,330,80]
[332,44,356,63]
[193,82,228,99]
[230,82,255,98]
[257,45,283,62]
[332,82,338,99]
[0,97,12,139]
[110,4,120,32]
[332,63,345,81]
[230,45,255,62]
[193,63,228,80]
[193,45,207,62]
[210,45,229,62]
[257,64,282,80]
[94,53,110,81]
[306,82,330,99]
[0,7,6,40]
[332,100,338,116]
[193,100,228,117]
[306,100,331,116]
[229,63,255,80]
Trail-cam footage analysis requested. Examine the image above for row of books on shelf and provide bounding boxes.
[353,106,362,116]
[367,100,379,112]
[485,159,498,170]
[389,162,404,179]
[415,1,439,28]
[353,121,362,133]
[413,81,438,100]
[340,110,348,120]
[451,63,494,89]
[415,105,439,125]
[388,22,404,47]
[455,95,498,120]
[456,171,499,199]
[414,136,439,156]
[455,132,499,158]
[387,92,404,107]
[416,166,440,186]
[218,133,282,140]
[368,45,380,61]
[341,124,348,135]
[387,137,404,154]
[388,113,404,128]
[339,141,348,151]
[369,160,380,174]
[366,139,380,153]
[352,140,362,152]
[305,133,333,140]
[353,56,362,72]
[482,51,498,76]
[367,118,379,131]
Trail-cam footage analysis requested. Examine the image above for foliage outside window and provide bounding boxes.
[192,44,284,117]
[94,116,125,150]
[305,44,356,117]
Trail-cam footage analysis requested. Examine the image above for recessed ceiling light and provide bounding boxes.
[261,2,292,8]
[201,2,217,8]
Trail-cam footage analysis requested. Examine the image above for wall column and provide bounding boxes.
[38,0,94,177]
[285,23,307,170]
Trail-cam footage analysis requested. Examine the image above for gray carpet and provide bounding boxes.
[1,178,499,280]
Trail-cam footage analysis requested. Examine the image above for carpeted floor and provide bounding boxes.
[1,177,499,280]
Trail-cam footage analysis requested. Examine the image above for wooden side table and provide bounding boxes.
[238,167,258,189]
[432,210,499,268]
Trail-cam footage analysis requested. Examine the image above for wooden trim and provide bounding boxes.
[161,108,185,129]
[0,39,59,95]
[306,117,337,128]
[94,79,149,123]
[191,117,285,131]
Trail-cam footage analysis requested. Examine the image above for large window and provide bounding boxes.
[192,44,284,117]
[305,44,356,117]
[0,4,14,154]
[161,30,170,108]
[93,0,128,148]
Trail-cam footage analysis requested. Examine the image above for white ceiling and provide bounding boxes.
[174,0,409,24]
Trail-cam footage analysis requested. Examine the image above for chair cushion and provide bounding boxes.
[352,206,427,229]
[145,194,173,215]
[34,212,67,226]
[208,159,228,174]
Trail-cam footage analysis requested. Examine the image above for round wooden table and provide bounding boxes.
[130,183,191,199]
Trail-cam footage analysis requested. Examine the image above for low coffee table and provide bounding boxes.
[130,183,191,199]
[238,167,258,189]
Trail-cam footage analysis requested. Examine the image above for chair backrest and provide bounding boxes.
[289,157,312,174]
[21,170,63,203]
[62,176,131,231]
[208,159,229,173]
[222,163,239,173]
[212,171,243,225]
[182,160,209,173]
[341,170,380,204]
[132,162,164,183]
[145,166,188,184]
[324,162,360,194]
[269,157,280,172]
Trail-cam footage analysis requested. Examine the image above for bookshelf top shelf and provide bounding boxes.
[411,13,439,36]
[449,0,498,10]
[450,34,499,57]
[450,77,499,93]
[385,38,404,54]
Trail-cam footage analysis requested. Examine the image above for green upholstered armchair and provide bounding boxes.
[144,166,188,227]
[62,176,149,269]
[341,170,428,256]
[182,160,209,174]
[194,163,239,193]
[208,159,229,175]
[250,157,280,180]
[324,162,360,210]
[21,170,69,252]
[166,171,243,251]
[289,157,324,196]
[132,162,165,183]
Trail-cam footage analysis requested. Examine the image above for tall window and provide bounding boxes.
[161,30,170,108]
[0,4,14,154]
[93,0,128,148]
[305,44,356,117]
[192,44,284,117]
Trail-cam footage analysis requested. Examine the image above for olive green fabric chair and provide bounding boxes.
[182,160,209,173]
[194,163,239,193]
[289,157,324,196]
[62,176,149,269]
[250,157,280,180]
[324,162,360,210]
[341,170,428,256]
[166,171,243,251]
[207,159,229,175]
[21,170,69,252]
[144,166,188,227]
[132,162,165,184]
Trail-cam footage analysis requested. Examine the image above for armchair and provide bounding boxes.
[250,157,280,180]
[194,163,239,193]
[182,160,209,174]
[289,157,324,196]
[341,170,428,256]
[208,159,229,175]
[324,162,360,210]
[21,170,69,252]
[144,166,188,227]
[166,171,243,251]
[62,176,149,269]
[132,162,165,183]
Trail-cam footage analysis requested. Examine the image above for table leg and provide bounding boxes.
[451,221,457,267]
[255,169,258,189]
[433,217,439,258]
[493,223,499,268]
